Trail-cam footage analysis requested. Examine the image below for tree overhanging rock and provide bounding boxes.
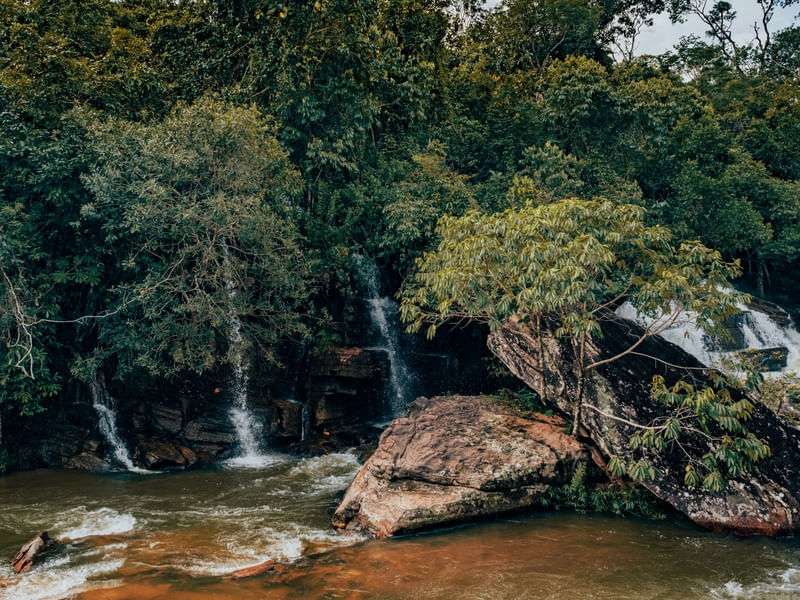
[488,315,800,536]
[332,395,592,538]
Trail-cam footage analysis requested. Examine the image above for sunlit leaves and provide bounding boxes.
[400,197,739,344]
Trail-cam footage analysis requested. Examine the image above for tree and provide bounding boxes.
[667,0,800,75]
[82,97,311,378]
[399,197,778,489]
[482,0,607,74]
[380,140,477,272]
[400,197,740,430]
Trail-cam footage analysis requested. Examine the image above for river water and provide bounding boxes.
[1,454,799,600]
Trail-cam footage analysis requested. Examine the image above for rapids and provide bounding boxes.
[1,453,799,599]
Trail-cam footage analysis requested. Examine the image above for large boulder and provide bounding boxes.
[332,395,591,538]
[487,315,800,536]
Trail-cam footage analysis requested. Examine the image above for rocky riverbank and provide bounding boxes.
[486,315,800,536]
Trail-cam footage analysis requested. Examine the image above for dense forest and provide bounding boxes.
[2,0,800,466]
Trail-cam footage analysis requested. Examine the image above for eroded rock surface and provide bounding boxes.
[488,316,800,536]
[332,395,590,537]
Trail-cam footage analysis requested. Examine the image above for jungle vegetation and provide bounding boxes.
[1,0,799,466]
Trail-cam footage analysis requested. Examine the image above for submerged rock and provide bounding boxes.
[487,315,800,536]
[332,395,590,538]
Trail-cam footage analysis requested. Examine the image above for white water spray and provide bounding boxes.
[616,292,800,377]
[353,255,414,416]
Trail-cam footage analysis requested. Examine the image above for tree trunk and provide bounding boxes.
[11,532,57,573]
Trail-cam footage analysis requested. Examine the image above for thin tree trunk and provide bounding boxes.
[571,331,587,438]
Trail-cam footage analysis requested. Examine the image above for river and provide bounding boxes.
[1,453,799,599]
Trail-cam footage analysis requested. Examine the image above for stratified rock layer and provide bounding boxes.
[332,395,590,537]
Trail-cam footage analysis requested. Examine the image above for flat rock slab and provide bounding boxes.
[332,395,590,538]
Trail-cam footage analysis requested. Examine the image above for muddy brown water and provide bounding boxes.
[1,453,798,599]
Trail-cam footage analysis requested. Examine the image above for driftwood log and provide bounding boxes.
[11,531,57,573]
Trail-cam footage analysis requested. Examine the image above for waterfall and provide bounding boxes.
[89,378,148,473]
[616,293,800,377]
[353,255,414,417]
[222,247,277,468]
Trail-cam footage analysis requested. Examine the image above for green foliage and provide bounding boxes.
[400,197,740,341]
[542,462,666,519]
[494,389,550,414]
[607,369,772,493]
[380,140,477,271]
[83,97,311,377]
[1,0,800,471]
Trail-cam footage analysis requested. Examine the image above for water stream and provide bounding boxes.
[616,295,800,376]
[0,462,798,599]
[353,255,414,416]
[89,379,150,474]
[223,248,276,469]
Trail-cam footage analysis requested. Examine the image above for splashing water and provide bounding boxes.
[353,254,415,417]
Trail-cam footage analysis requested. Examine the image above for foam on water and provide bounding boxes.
[179,523,364,576]
[1,556,125,600]
[57,507,137,540]
[710,567,800,598]
[222,451,286,470]
[288,451,362,494]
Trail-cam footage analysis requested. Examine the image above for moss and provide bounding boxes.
[542,462,666,520]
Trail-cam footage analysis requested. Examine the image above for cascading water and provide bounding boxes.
[353,255,414,417]
[223,247,278,468]
[616,292,800,377]
[89,378,148,473]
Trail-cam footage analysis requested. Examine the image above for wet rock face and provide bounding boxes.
[306,347,389,428]
[332,395,591,538]
[134,440,209,470]
[488,316,800,537]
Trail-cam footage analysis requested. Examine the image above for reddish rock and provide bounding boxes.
[332,395,591,538]
[136,440,201,470]
[307,347,389,426]
[66,452,111,472]
[229,559,276,579]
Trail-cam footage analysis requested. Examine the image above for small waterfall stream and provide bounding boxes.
[222,247,277,468]
[353,255,414,417]
[89,378,148,473]
[616,293,800,376]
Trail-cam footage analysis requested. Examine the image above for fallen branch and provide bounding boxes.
[11,531,58,573]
